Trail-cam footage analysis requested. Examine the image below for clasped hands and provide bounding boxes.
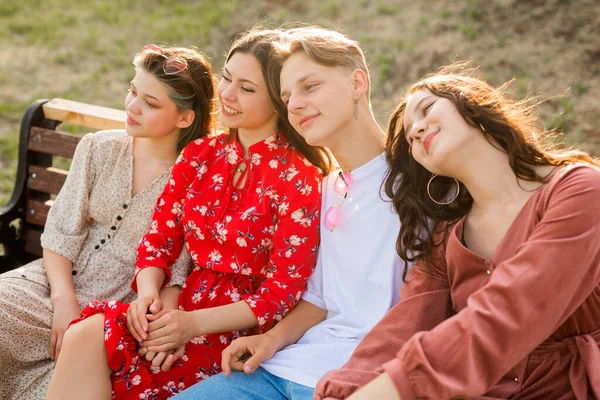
[126,294,195,372]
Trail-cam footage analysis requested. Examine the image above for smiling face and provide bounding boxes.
[124,68,191,140]
[403,89,482,174]
[280,51,355,148]
[217,52,278,136]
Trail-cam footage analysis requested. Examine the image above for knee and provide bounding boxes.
[62,313,105,347]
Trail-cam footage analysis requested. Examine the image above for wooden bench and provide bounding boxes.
[0,98,126,274]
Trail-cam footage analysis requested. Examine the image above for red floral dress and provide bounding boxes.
[74,132,323,399]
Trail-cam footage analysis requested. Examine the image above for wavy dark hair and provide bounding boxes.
[225,28,332,174]
[384,63,600,279]
[134,45,217,152]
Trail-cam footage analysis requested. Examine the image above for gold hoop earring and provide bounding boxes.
[354,97,359,120]
[479,123,486,132]
[427,174,460,205]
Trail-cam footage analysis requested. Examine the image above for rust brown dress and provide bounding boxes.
[317,164,600,400]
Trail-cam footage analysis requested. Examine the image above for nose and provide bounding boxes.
[410,119,427,142]
[220,82,236,102]
[286,92,305,115]
[126,96,141,115]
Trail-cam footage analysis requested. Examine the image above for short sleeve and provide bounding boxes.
[301,248,326,310]
[41,133,96,262]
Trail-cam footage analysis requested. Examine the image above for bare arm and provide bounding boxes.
[159,285,181,310]
[44,249,76,304]
[43,249,81,360]
[220,299,327,375]
[263,299,326,350]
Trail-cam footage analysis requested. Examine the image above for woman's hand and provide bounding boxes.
[221,333,280,376]
[140,309,197,353]
[138,345,186,372]
[126,293,163,342]
[49,296,81,361]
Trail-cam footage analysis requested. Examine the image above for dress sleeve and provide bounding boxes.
[132,139,204,292]
[166,244,193,288]
[384,166,600,400]
[41,133,96,262]
[242,161,323,333]
[315,235,453,400]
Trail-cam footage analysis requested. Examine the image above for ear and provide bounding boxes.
[350,68,369,100]
[176,110,195,129]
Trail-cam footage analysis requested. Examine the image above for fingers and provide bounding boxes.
[151,351,168,367]
[149,297,163,314]
[146,342,178,353]
[161,346,185,372]
[49,331,57,360]
[136,300,150,338]
[221,340,251,377]
[127,298,153,342]
[242,351,264,374]
[138,346,149,357]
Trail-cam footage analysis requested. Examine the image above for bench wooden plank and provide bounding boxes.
[42,98,126,130]
[28,127,82,158]
[27,165,68,195]
[26,199,53,226]
[24,229,43,257]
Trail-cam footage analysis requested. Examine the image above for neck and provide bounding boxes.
[236,116,279,156]
[132,134,179,164]
[453,144,542,211]
[329,108,385,172]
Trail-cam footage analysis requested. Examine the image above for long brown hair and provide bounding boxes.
[134,46,217,152]
[225,28,332,174]
[384,63,600,279]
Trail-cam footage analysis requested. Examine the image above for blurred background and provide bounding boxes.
[1,0,599,205]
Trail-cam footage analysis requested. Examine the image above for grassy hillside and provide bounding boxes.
[1,0,599,205]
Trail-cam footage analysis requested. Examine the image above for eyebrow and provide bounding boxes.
[280,72,318,98]
[404,95,433,135]
[130,81,160,101]
[223,67,258,87]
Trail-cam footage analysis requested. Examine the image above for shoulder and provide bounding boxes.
[182,133,226,156]
[78,129,130,153]
[544,163,600,201]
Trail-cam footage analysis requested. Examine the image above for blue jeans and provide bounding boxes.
[172,367,315,400]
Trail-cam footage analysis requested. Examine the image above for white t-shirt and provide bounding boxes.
[261,153,406,388]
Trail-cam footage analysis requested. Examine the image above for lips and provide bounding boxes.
[127,116,140,126]
[423,129,439,153]
[298,114,319,129]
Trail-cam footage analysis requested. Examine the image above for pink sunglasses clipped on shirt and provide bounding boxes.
[324,171,353,232]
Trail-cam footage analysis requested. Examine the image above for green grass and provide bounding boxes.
[0,0,598,206]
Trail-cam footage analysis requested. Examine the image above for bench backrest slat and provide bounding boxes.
[26,198,52,227]
[42,98,126,131]
[27,166,68,195]
[28,127,83,158]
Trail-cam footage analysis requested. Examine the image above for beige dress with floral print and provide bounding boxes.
[0,130,191,400]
